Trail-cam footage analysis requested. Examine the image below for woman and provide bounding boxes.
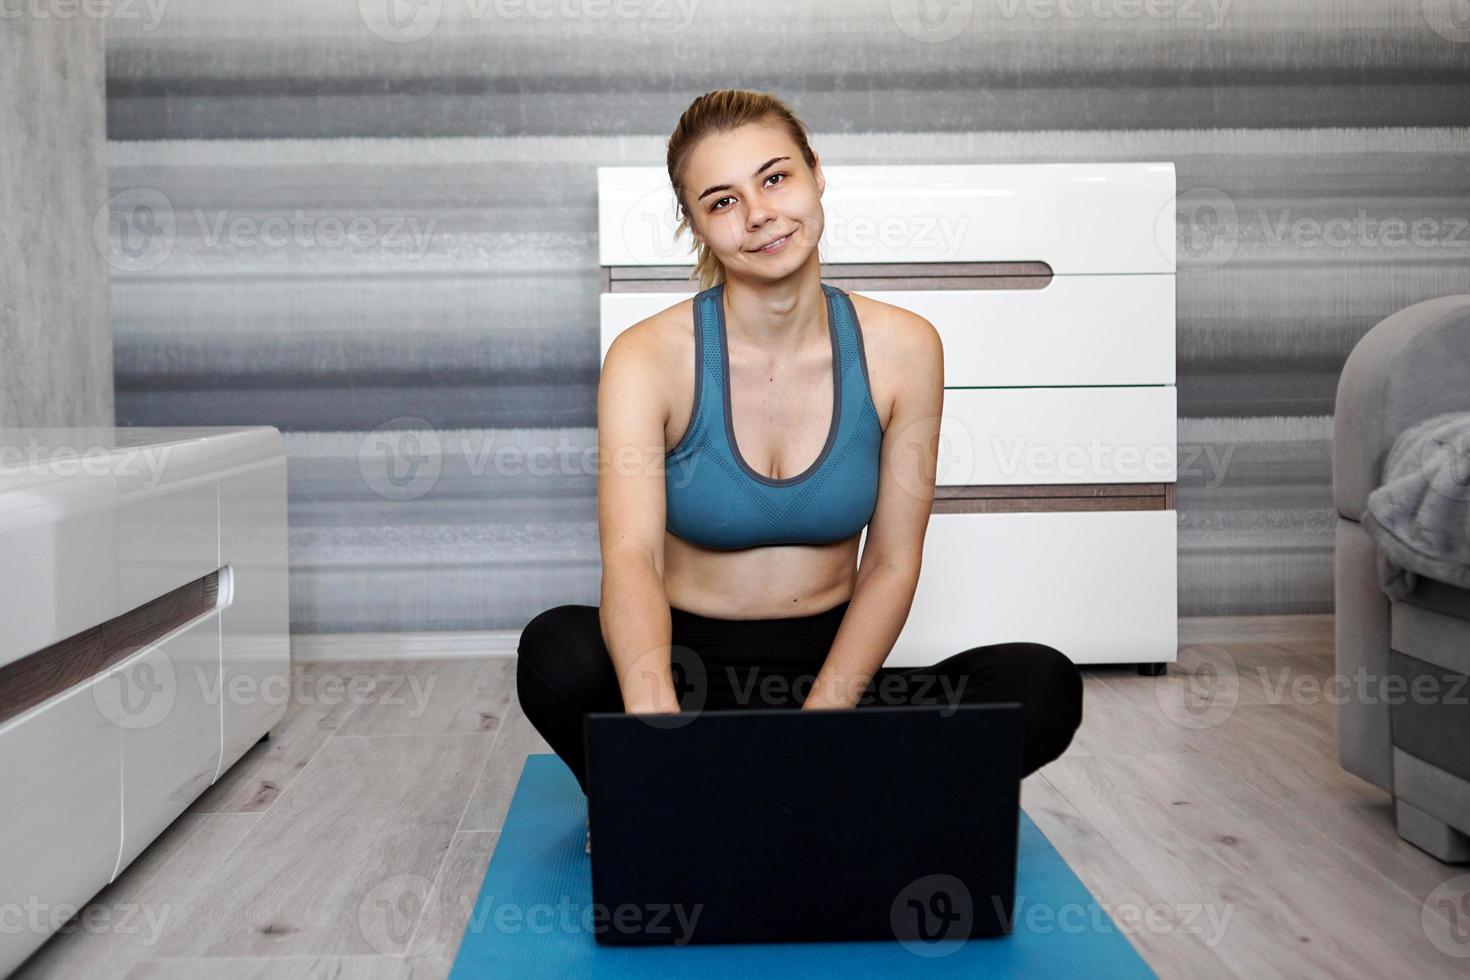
[516,90,1084,832]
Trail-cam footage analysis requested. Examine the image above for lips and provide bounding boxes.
[751,231,794,252]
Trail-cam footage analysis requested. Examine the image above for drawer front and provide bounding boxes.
[0,473,120,669]
[602,281,1175,387]
[0,680,123,977]
[218,455,291,772]
[858,277,1174,386]
[937,387,1176,486]
[116,474,220,612]
[117,609,223,869]
[871,510,1178,667]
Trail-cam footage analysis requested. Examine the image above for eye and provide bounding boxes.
[709,172,789,212]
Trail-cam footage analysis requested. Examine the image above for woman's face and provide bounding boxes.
[681,122,825,282]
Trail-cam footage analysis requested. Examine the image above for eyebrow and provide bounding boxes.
[696,156,790,202]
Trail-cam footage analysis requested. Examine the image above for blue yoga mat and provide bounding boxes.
[448,755,1156,978]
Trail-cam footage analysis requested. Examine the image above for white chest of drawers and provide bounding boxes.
[597,163,1178,670]
[0,427,290,975]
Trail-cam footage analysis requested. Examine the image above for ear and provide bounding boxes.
[811,152,825,197]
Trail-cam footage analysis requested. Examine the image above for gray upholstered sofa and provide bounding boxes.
[1334,295,1470,863]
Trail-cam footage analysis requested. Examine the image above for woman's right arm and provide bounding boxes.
[596,324,682,715]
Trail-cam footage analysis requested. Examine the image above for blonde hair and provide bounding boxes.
[666,89,820,291]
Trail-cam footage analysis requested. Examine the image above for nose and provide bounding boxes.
[746,198,777,231]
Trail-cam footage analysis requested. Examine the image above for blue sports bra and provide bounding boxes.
[664,281,883,551]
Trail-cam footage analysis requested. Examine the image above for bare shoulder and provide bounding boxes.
[600,296,698,447]
[844,292,943,423]
[604,295,696,376]
[846,291,941,360]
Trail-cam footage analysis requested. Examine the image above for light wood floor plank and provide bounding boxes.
[459,701,553,833]
[1043,750,1467,977]
[1023,769,1239,979]
[334,657,516,737]
[145,731,496,959]
[12,813,261,980]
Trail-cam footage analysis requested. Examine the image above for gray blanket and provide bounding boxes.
[1362,411,1470,600]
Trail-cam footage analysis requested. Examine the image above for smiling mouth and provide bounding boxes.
[751,231,794,253]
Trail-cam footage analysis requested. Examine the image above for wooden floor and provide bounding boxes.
[14,615,1470,978]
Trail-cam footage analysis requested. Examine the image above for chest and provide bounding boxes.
[724,344,840,482]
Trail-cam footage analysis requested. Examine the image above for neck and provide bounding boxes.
[719,259,827,353]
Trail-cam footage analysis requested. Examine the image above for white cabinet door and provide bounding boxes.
[937,387,1177,486]
[0,680,123,977]
[873,510,1178,667]
[219,454,290,773]
[117,609,223,868]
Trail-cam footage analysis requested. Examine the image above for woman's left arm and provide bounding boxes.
[804,307,945,710]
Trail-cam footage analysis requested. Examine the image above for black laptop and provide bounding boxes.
[583,703,1022,946]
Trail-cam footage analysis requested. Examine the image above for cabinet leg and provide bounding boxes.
[1137,662,1167,677]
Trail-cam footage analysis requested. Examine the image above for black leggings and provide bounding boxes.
[515,600,1084,794]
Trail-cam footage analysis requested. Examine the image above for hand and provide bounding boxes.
[624,682,681,715]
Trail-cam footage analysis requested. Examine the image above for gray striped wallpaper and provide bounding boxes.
[102,0,1470,631]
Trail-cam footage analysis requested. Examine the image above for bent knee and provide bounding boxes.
[516,604,614,699]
